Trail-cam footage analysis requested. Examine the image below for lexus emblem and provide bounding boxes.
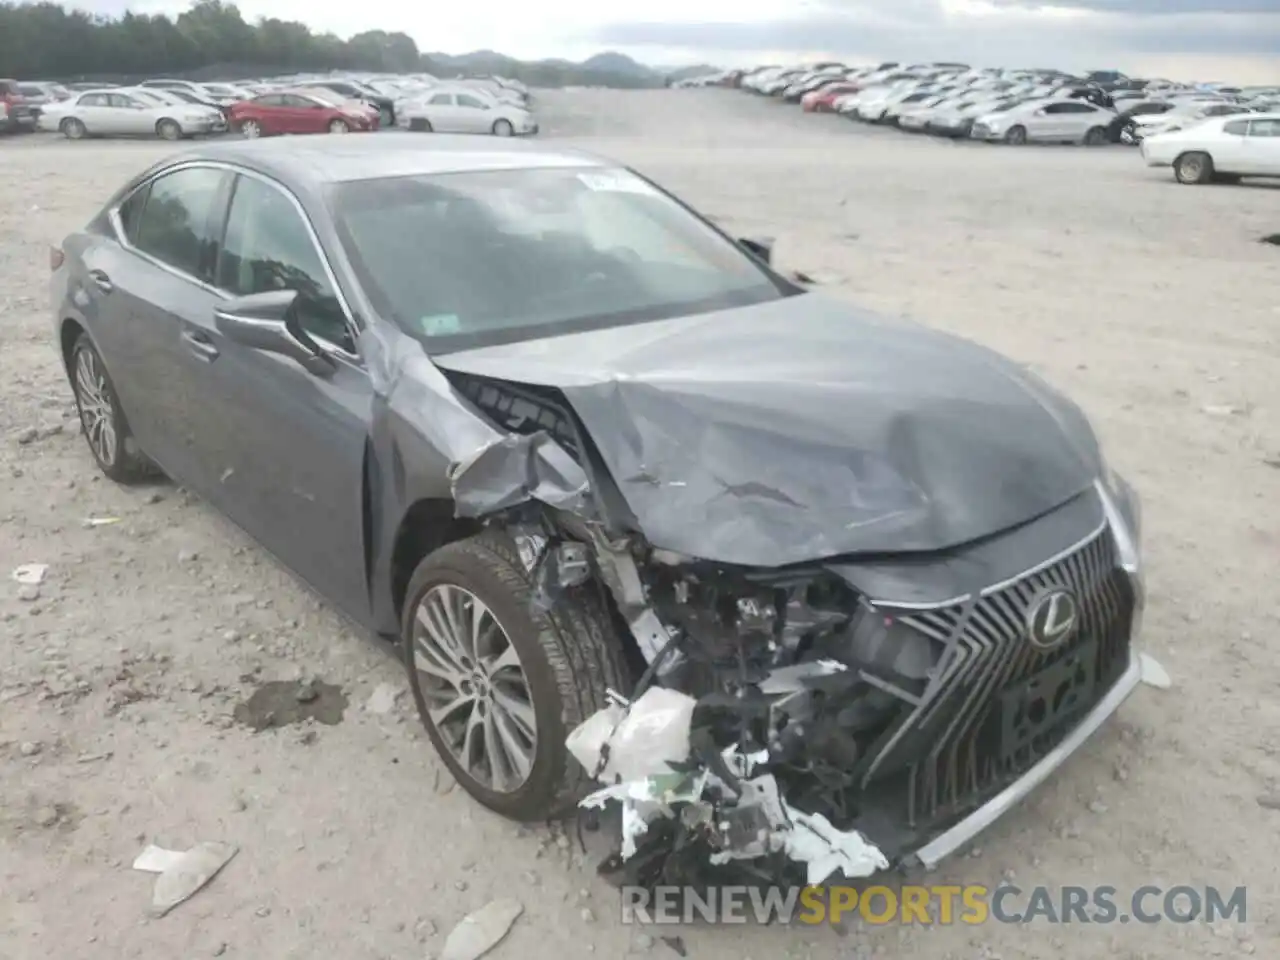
[1025,589,1079,650]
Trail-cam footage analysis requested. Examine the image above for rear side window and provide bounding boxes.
[457,94,486,109]
[0,80,18,96]
[1223,119,1249,135]
[429,93,453,105]
[116,183,151,245]
[132,167,228,281]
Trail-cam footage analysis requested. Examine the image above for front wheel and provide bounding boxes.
[68,334,159,484]
[1004,124,1027,145]
[402,532,627,821]
[1174,151,1214,185]
[328,118,349,134]
[1119,122,1137,145]
[61,117,87,140]
[156,118,182,141]
[491,118,514,137]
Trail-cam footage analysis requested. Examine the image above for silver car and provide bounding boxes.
[970,98,1115,145]
[39,88,223,140]
[400,88,536,136]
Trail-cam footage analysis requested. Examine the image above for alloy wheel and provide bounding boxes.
[73,347,117,467]
[241,120,261,139]
[411,583,537,793]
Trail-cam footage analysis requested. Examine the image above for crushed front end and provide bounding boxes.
[534,480,1155,886]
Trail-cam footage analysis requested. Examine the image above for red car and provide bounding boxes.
[227,90,378,138]
[802,83,862,113]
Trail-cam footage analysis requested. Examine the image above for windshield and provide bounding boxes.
[332,166,790,352]
[203,84,235,96]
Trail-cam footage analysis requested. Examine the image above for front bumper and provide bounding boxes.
[912,650,1157,868]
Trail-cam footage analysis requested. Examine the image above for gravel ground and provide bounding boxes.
[2,89,1278,960]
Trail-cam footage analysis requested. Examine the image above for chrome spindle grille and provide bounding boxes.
[871,525,1134,826]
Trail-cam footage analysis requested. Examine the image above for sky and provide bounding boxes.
[72,0,1280,83]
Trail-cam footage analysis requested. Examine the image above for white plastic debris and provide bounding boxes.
[780,805,889,884]
[1138,653,1171,690]
[758,659,847,694]
[567,686,696,783]
[132,841,238,916]
[83,516,121,527]
[440,898,524,960]
[11,563,47,586]
[366,682,402,715]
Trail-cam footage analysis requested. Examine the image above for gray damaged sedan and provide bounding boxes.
[51,136,1166,885]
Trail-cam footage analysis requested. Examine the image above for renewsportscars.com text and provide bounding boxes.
[621,884,1248,926]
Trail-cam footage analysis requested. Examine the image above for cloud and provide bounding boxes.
[985,0,1279,13]
[591,2,1280,63]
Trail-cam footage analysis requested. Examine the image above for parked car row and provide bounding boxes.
[3,72,538,142]
[704,62,1280,150]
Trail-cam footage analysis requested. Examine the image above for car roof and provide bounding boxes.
[174,135,609,186]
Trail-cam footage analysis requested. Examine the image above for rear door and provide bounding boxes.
[82,164,233,483]
[282,94,326,133]
[107,93,149,135]
[1240,118,1280,174]
[74,92,115,133]
[425,92,459,130]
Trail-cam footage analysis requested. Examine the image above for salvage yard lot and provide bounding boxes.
[2,88,1278,959]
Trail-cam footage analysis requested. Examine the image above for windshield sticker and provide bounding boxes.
[416,313,462,336]
[576,171,658,195]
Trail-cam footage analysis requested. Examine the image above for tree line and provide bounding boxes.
[2,0,435,80]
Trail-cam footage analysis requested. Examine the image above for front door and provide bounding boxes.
[188,171,374,622]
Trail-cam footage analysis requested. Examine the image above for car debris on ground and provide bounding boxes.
[132,841,238,916]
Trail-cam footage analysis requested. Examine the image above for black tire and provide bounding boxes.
[61,117,87,140]
[408,117,433,133]
[68,333,159,484]
[1004,124,1028,145]
[402,531,628,821]
[1084,126,1107,146]
[492,118,514,137]
[1174,151,1214,185]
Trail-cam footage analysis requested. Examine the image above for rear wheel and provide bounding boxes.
[491,118,514,137]
[238,119,262,139]
[1004,124,1028,145]
[68,334,158,484]
[402,532,627,821]
[155,118,182,141]
[408,117,433,133]
[61,117,87,140]
[1083,126,1107,146]
[328,118,350,134]
[1174,151,1213,185]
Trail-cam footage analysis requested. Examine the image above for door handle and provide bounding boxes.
[87,269,113,294]
[180,329,220,362]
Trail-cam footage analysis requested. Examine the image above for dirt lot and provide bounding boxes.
[2,89,1278,960]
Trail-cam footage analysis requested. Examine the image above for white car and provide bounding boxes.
[1142,113,1280,184]
[399,88,537,136]
[970,98,1115,145]
[1130,102,1250,141]
[38,88,224,140]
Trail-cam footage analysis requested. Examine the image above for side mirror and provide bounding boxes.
[214,290,334,377]
[738,236,776,265]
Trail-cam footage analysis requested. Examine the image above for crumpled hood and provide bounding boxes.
[434,293,1103,567]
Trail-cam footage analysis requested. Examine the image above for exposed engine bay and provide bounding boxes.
[502,507,946,886]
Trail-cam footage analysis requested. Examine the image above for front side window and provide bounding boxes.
[1249,119,1280,137]
[331,166,789,352]
[217,175,353,352]
[108,94,139,109]
[132,167,228,280]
